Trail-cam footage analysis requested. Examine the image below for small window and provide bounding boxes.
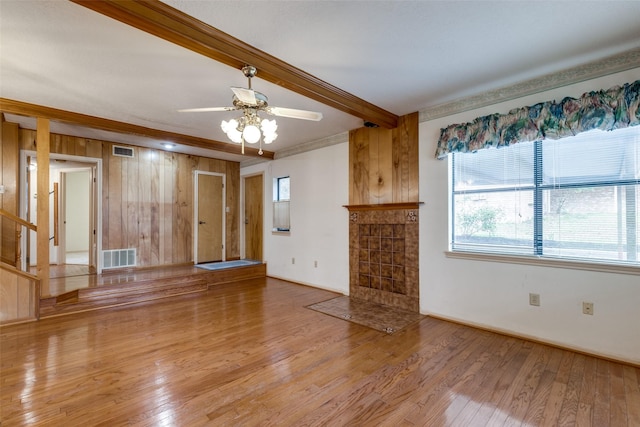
[273,176,290,232]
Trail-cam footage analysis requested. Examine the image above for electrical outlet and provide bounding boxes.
[529,293,540,307]
[583,302,594,315]
[314,260,318,268]
[292,257,295,264]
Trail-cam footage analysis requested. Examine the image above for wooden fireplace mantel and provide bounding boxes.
[343,202,423,212]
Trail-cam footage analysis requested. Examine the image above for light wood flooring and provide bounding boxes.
[28,263,92,280]
[1,277,639,426]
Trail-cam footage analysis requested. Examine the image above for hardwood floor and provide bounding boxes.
[41,265,214,298]
[1,277,639,426]
[29,263,92,281]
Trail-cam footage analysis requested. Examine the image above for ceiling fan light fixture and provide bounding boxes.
[263,132,277,144]
[261,118,277,132]
[221,119,243,143]
[182,66,320,153]
[261,118,278,144]
[229,130,243,143]
[242,124,261,144]
[220,118,236,133]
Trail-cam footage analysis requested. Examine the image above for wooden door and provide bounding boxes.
[244,174,263,261]
[197,174,224,263]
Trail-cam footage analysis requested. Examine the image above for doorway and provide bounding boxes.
[243,174,263,262]
[59,169,91,271]
[194,171,225,264]
[21,151,101,278]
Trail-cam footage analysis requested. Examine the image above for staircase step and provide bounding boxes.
[40,278,208,319]
[79,275,206,300]
[38,263,267,319]
[40,297,57,309]
[56,290,79,305]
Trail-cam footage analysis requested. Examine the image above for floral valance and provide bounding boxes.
[435,79,640,159]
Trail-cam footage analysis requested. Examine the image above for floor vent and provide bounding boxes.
[112,145,135,158]
[103,248,136,269]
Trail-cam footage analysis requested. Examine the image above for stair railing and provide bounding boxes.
[0,208,40,324]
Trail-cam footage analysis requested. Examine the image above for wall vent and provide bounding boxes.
[102,248,136,269]
[112,145,135,158]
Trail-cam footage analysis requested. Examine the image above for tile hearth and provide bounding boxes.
[306,296,423,334]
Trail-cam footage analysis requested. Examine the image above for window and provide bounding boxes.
[451,127,639,266]
[273,176,290,232]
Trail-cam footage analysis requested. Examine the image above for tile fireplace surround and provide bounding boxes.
[347,204,420,312]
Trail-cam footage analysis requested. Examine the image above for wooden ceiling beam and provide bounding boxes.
[70,0,399,129]
[0,98,274,159]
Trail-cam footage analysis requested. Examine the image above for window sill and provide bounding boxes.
[272,230,290,236]
[445,251,640,276]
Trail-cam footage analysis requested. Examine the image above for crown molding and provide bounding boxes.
[274,132,348,160]
[243,49,640,166]
[240,132,349,167]
[420,48,640,122]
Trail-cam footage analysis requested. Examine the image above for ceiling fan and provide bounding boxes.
[179,65,322,153]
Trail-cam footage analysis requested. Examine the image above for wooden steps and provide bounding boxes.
[39,263,266,319]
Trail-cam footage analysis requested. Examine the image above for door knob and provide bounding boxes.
[199,221,206,225]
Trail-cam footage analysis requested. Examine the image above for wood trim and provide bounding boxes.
[34,268,40,320]
[0,98,274,159]
[0,208,36,231]
[53,183,59,247]
[69,0,399,129]
[343,202,423,211]
[0,261,40,282]
[0,316,39,327]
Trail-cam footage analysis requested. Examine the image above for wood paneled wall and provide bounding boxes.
[1,120,20,265]
[0,267,38,324]
[15,129,240,267]
[349,112,419,205]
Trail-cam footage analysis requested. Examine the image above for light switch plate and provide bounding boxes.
[529,293,540,306]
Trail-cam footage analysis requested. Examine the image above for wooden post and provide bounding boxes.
[15,223,22,268]
[36,118,50,296]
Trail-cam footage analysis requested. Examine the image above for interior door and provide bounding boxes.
[244,174,263,261]
[197,173,224,263]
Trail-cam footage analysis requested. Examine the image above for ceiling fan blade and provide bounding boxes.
[178,106,236,112]
[231,87,257,105]
[267,107,323,121]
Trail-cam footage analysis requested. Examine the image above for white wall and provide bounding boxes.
[420,69,640,364]
[241,70,639,364]
[241,141,350,294]
[65,170,90,253]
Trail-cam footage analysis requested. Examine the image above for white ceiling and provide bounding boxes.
[2,1,640,164]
